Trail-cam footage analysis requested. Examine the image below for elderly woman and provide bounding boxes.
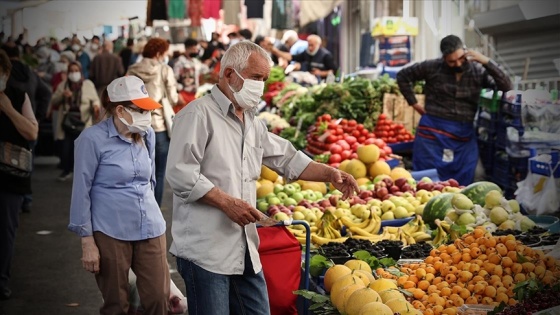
[127,37,178,206]
[49,61,100,181]
[0,49,38,300]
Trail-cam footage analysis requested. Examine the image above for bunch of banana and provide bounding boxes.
[397,229,417,246]
[311,234,348,246]
[433,219,449,246]
[401,215,433,242]
[314,210,344,244]
[340,215,370,229]
[438,220,462,241]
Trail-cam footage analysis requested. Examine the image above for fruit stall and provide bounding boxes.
[254,71,560,315]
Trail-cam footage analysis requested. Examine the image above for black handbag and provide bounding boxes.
[0,141,32,178]
[62,111,85,136]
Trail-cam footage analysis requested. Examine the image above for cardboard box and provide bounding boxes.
[383,93,425,132]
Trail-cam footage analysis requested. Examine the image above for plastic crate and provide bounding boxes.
[529,151,560,178]
[509,155,528,181]
[479,93,500,113]
[476,114,498,135]
[501,99,522,116]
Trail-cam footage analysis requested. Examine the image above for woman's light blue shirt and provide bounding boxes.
[68,118,166,241]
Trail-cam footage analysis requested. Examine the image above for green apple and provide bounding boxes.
[350,204,363,216]
[291,192,305,203]
[292,182,301,192]
[420,176,432,183]
[337,200,350,209]
[257,201,269,212]
[367,199,382,207]
[370,205,382,217]
[410,200,421,207]
[273,184,284,194]
[276,192,289,202]
[407,178,416,186]
[359,185,368,191]
[293,205,307,213]
[359,208,371,220]
[389,196,405,207]
[415,204,425,216]
[284,184,296,196]
[366,184,375,190]
[331,189,343,195]
[313,191,323,200]
[420,192,433,204]
[268,197,281,206]
[402,192,414,199]
[265,193,276,202]
[403,203,415,214]
[334,207,346,218]
[304,211,317,222]
[381,200,396,213]
[283,197,297,206]
[303,190,317,201]
[394,206,409,219]
[273,212,290,221]
[292,211,305,220]
[381,211,395,220]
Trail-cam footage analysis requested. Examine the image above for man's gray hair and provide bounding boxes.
[219,40,272,78]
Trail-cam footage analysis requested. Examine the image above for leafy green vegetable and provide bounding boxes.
[353,250,396,270]
[293,290,339,315]
[309,254,333,277]
[314,154,331,164]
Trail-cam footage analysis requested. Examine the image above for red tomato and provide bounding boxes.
[373,138,386,148]
[386,119,393,125]
[322,114,332,122]
[360,129,369,136]
[351,143,360,152]
[379,150,386,158]
[330,162,340,168]
[341,119,348,126]
[328,121,338,129]
[384,146,393,155]
[378,113,387,120]
[381,131,389,137]
[344,136,357,145]
[338,135,344,141]
[352,130,361,138]
[356,124,364,130]
[357,136,366,143]
[396,135,404,142]
[388,131,395,137]
[364,138,376,145]
[329,154,342,164]
[367,132,375,138]
[327,134,338,143]
[340,150,352,160]
[350,152,358,159]
[336,140,351,150]
[329,144,343,154]
[336,128,344,135]
[348,120,357,127]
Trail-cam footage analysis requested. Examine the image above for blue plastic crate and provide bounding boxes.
[501,99,522,116]
[478,140,495,171]
[509,155,528,182]
[529,151,560,178]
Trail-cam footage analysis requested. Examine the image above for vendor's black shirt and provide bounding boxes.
[292,47,337,73]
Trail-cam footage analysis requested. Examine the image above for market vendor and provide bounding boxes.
[165,41,359,315]
[272,34,337,79]
[396,35,512,185]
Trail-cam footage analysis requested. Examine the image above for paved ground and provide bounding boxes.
[0,157,185,315]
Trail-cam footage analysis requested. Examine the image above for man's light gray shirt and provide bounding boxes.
[166,85,312,275]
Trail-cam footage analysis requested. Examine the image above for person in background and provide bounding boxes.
[49,61,100,181]
[227,32,241,48]
[173,38,209,112]
[84,35,101,61]
[119,38,135,73]
[280,30,308,55]
[255,36,288,66]
[35,46,56,84]
[2,43,52,213]
[127,38,178,206]
[396,35,512,185]
[287,34,337,79]
[165,41,360,315]
[68,76,170,315]
[51,50,76,91]
[210,32,225,50]
[90,40,125,97]
[238,29,253,41]
[0,49,39,300]
[21,44,38,68]
[71,38,91,80]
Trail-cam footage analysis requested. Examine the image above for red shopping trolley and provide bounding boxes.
[258,220,311,315]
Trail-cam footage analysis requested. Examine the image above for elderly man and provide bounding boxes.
[166,41,359,314]
[89,40,124,97]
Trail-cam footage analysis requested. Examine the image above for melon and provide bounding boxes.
[332,283,364,313]
[339,159,351,173]
[345,288,382,315]
[323,265,352,293]
[368,161,391,178]
[368,278,397,293]
[390,167,412,181]
[422,192,454,229]
[357,302,393,315]
[260,165,278,182]
[346,159,367,179]
[357,144,380,164]
[344,259,372,274]
[378,289,405,303]
[460,181,502,206]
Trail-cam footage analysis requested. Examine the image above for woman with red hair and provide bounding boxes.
[127,38,179,206]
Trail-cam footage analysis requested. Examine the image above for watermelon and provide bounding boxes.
[423,193,454,229]
[460,181,502,207]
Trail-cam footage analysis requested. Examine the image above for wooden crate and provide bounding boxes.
[383,93,425,132]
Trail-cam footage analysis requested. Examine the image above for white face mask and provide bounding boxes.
[72,44,81,52]
[228,69,264,110]
[0,75,7,92]
[161,56,169,65]
[68,72,81,82]
[91,43,99,51]
[230,39,240,46]
[118,107,152,133]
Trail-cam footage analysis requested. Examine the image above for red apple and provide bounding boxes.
[328,195,340,206]
[377,187,389,199]
[394,178,408,188]
[433,184,444,191]
[400,183,412,192]
[390,185,400,194]
[359,190,373,199]
[394,191,403,196]
[448,178,459,187]
[382,177,394,187]
[382,194,393,200]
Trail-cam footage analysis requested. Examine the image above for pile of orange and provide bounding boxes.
[378,226,560,315]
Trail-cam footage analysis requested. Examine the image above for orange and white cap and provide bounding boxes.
[107,76,162,110]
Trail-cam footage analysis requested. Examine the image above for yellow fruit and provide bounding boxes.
[378,289,405,303]
[368,278,398,293]
[260,165,278,182]
[357,144,380,164]
[256,183,274,198]
[357,302,393,315]
[323,265,352,293]
[345,288,383,315]
[332,283,365,312]
[354,270,376,286]
[301,181,327,194]
[344,259,373,274]
[356,177,371,186]
[345,159,368,179]
[385,297,413,313]
[339,159,351,172]
[331,274,366,302]
[368,161,391,178]
[390,167,412,181]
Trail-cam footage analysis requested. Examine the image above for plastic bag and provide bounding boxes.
[516,160,560,215]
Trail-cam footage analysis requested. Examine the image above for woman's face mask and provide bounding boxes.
[68,71,81,83]
[118,107,152,133]
[228,68,264,111]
